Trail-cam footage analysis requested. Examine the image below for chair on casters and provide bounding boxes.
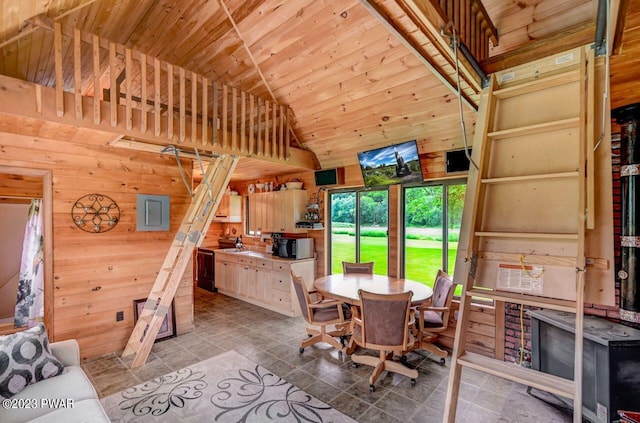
[351,289,418,391]
[291,271,351,355]
[415,270,456,365]
[342,261,374,274]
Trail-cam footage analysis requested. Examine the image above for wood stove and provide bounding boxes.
[529,309,640,423]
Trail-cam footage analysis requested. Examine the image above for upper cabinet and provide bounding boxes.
[249,190,307,233]
[214,194,242,222]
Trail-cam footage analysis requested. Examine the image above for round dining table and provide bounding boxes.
[313,273,433,306]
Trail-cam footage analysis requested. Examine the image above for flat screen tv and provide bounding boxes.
[357,140,423,188]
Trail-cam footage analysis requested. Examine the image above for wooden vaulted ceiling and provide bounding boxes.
[0,0,628,179]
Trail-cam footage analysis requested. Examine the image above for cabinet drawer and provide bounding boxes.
[238,256,256,266]
[218,254,241,264]
[273,262,291,272]
[255,259,273,270]
[270,290,291,309]
[271,271,291,292]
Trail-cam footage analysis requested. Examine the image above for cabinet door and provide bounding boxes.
[228,195,242,222]
[215,260,227,291]
[214,195,230,220]
[238,265,247,296]
[261,192,275,232]
[254,268,268,302]
[249,195,259,233]
[271,190,307,233]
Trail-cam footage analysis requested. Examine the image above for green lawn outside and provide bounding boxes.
[330,233,460,292]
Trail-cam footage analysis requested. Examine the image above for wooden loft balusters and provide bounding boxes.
[46,21,298,164]
[432,0,498,62]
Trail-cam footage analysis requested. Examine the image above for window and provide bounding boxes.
[403,180,465,292]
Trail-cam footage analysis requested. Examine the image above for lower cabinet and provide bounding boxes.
[214,252,315,316]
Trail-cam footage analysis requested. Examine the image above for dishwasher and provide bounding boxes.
[196,248,216,292]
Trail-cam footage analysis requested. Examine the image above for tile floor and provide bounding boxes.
[82,288,573,422]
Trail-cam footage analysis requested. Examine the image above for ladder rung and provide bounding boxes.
[457,351,575,399]
[475,231,579,240]
[481,171,579,184]
[493,68,581,99]
[466,288,577,312]
[479,251,576,268]
[488,117,579,140]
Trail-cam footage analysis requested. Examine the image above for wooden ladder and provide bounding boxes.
[444,46,596,422]
[122,154,238,368]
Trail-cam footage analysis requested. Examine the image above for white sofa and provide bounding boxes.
[0,339,110,423]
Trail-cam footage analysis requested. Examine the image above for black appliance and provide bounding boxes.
[196,248,216,292]
[446,148,472,173]
[314,167,344,186]
[529,309,640,422]
[613,103,640,324]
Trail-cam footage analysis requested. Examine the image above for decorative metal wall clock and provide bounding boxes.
[71,194,120,233]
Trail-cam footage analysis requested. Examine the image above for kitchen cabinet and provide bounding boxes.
[214,250,315,316]
[214,194,242,222]
[248,190,306,233]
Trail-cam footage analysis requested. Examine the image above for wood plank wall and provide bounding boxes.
[0,119,195,360]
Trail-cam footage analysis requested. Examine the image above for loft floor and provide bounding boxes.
[82,288,572,422]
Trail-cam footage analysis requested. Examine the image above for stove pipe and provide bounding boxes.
[613,103,640,323]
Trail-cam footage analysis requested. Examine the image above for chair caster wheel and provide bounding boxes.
[369,384,376,392]
[410,378,416,387]
[338,351,343,358]
[352,362,359,368]
[299,347,304,354]
[439,358,446,366]
[339,335,347,346]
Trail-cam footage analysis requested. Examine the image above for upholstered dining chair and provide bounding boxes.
[291,271,351,355]
[415,270,456,365]
[342,261,374,274]
[351,289,418,391]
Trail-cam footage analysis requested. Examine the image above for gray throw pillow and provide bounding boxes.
[0,324,64,399]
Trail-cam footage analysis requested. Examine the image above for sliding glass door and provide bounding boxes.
[403,181,465,287]
[330,189,388,275]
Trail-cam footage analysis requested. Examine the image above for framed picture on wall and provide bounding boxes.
[133,299,176,343]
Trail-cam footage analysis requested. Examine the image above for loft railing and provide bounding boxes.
[41,20,292,161]
[431,0,498,62]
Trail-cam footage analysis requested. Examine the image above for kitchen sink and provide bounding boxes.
[217,248,272,258]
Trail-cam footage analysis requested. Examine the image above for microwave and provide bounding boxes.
[275,238,314,260]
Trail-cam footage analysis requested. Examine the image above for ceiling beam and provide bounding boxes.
[611,0,631,55]
[481,21,597,75]
[359,0,478,111]
[0,0,99,50]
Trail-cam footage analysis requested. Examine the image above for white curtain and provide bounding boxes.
[14,199,44,327]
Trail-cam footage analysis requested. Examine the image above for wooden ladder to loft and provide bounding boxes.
[122,154,239,368]
[444,46,596,423]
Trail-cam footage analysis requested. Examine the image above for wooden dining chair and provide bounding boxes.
[291,271,351,355]
[351,289,418,391]
[415,270,456,365]
[342,261,374,274]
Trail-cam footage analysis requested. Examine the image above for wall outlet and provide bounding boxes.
[116,311,124,321]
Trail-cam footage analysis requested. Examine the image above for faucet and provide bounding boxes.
[235,236,243,250]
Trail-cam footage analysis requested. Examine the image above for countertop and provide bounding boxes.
[214,248,315,263]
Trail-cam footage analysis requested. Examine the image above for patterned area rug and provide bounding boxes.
[101,350,356,422]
